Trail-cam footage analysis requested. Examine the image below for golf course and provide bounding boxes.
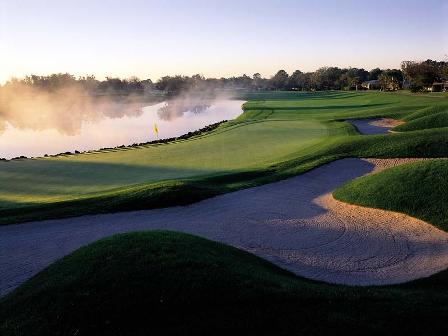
[1,91,447,224]
[1,90,448,334]
[3,1,448,333]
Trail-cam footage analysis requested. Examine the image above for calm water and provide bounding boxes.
[0,99,244,159]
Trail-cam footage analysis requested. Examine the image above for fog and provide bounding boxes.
[0,85,244,159]
[157,98,210,121]
[0,84,147,135]
[0,83,237,135]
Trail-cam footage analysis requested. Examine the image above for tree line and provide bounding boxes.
[1,59,446,95]
[401,59,448,92]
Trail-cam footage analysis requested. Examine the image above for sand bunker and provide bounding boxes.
[369,118,405,128]
[1,158,448,296]
[348,118,404,135]
[364,157,429,173]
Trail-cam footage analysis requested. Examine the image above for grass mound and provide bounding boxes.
[394,111,448,132]
[2,231,448,335]
[403,104,448,121]
[333,159,448,231]
[0,231,299,335]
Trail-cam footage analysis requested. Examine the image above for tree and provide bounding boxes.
[21,73,78,91]
[141,79,154,91]
[383,69,403,83]
[236,74,253,88]
[378,73,399,91]
[312,67,344,90]
[271,70,289,90]
[252,73,262,90]
[311,68,328,90]
[288,70,306,90]
[401,60,438,91]
[155,76,189,94]
[78,75,99,92]
[125,77,144,92]
[369,68,383,80]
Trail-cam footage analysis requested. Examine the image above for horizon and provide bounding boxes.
[0,61,431,84]
[1,0,447,84]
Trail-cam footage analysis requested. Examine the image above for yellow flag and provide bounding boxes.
[153,123,159,137]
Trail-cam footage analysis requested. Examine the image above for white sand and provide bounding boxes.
[1,157,448,296]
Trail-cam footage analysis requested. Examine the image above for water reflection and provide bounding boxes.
[0,99,244,159]
[157,99,210,121]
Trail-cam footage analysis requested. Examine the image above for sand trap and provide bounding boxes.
[370,118,405,128]
[364,158,430,173]
[348,118,404,135]
[1,158,448,296]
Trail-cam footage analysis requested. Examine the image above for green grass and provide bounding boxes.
[2,231,448,335]
[1,91,448,224]
[3,92,448,334]
[402,104,448,121]
[394,111,448,132]
[333,159,448,231]
[0,120,346,207]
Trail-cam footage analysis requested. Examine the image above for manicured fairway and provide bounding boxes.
[1,91,447,224]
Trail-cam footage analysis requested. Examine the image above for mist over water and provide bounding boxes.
[0,91,244,159]
[157,98,210,121]
[0,84,150,134]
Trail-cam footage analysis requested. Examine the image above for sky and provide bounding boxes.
[0,0,447,83]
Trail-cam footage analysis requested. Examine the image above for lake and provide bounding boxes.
[0,99,245,159]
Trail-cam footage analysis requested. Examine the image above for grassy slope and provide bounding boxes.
[334,159,448,231]
[2,231,448,335]
[1,91,448,224]
[394,111,448,132]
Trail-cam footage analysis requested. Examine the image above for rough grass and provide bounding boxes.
[1,231,448,335]
[333,159,448,231]
[1,91,447,224]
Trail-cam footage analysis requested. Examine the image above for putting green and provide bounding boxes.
[0,119,343,207]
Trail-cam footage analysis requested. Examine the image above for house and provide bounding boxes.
[361,80,381,90]
[430,81,448,92]
[402,80,412,89]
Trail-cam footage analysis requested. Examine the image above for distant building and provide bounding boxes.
[402,80,412,89]
[361,80,381,90]
[430,81,448,92]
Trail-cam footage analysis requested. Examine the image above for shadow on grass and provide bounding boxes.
[0,160,220,197]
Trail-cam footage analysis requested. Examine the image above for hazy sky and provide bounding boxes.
[1,0,447,83]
